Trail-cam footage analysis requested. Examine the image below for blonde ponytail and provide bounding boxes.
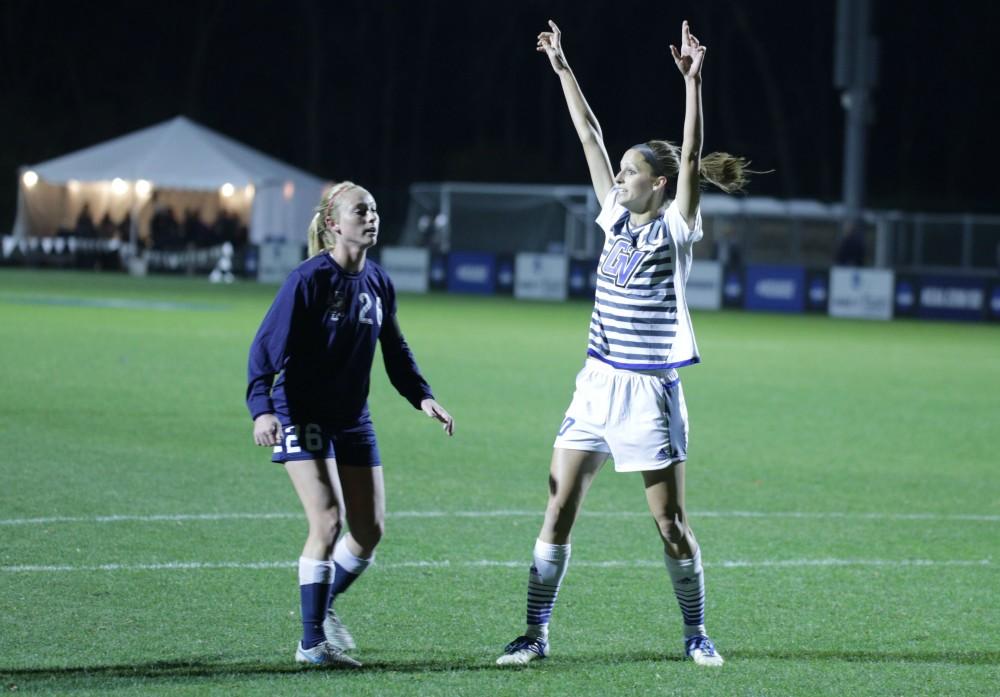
[641,140,759,195]
[699,152,752,194]
[306,213,332,257]
[307,180,362,257]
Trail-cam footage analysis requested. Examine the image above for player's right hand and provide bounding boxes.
[253,414,282,447]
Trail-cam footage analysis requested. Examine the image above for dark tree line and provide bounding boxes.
[2,0,998,235]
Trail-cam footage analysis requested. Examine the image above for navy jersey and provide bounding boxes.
[246,254,433,426]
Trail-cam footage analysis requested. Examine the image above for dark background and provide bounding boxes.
[3,0,998,238]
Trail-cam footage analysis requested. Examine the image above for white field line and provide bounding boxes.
[1,509,998,526]
[0,558,991,574]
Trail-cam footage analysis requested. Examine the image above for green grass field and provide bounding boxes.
[1,268,998,696]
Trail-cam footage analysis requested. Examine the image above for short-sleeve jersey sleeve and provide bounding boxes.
[663,200,703,246]
[595,187,627,239]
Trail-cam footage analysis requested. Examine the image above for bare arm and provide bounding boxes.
[670,21,706,228]
[538,20,614,202]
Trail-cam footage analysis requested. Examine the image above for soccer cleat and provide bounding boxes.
[295,641,362,668]
[684,634,724,667]
[323,607,357,651]
[496,635,549,666]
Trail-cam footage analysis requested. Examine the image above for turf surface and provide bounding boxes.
[1,268,997,695]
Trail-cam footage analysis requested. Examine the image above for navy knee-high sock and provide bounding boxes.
[299,556,335,648]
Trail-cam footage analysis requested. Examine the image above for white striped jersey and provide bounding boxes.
[588,187,703,371]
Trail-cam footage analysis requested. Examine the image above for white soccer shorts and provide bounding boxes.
[553,358,689,472]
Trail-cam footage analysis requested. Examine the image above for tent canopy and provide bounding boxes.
[16,116,327,243]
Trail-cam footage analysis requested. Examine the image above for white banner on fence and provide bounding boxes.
[381,247,430,293]
[686,260,723,310]
[257,240,304,284]
[829,267,894,320]
[515,253,568,301]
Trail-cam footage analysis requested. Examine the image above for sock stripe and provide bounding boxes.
[523,542,570,631]
[665,550,706,630]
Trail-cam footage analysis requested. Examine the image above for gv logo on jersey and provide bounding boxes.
[599,239,647,287]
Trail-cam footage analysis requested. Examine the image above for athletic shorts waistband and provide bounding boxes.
[584,357,678,381]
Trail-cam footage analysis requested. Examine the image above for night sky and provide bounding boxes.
[3,0,999,238]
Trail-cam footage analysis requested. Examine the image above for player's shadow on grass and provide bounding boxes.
[0,657,504,683]
[3,648,998,685]
[1,659,304,681]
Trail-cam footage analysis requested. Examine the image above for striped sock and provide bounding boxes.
[525,539,571,641]
[329,537,373,608]
[298,556,335,648]
[664,548,707,637]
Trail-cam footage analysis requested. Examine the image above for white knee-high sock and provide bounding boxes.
[664,547,706,637]
[329,536,374,607]
[525,539,571,641]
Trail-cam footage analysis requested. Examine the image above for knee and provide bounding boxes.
[350,519,384,555]
[308,508,344,547]
[652,509,690,546]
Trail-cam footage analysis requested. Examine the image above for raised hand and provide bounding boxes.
[537,20,569,72]
[670,20,706,79]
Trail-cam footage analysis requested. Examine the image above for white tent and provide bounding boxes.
[13,116,327,245]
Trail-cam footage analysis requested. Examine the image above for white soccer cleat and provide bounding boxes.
[295,641,362,668]
[496,635,549,666]
[684,634,724,667]
[323,607,357,651]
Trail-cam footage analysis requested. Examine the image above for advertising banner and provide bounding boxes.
[686,260,722,310]
[496,255,515,295]
[257,240,304,284]
[380,247,429,293]
[429,254,447,290]
[916,276,987,321]
[894,276,918,317]
[829,267,894,320]
[744,265,806,313]
[568,259,598,299]
[722,268,744,309]
[806,269,829,313]
[447,252,496,294]
[514,253,568,301]
[990,284,1000,322]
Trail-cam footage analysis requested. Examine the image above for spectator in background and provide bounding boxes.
[184,208,211,248]
[712,222,742,269]
[151,200,180,250]
[835,220,865,266]
[233,219,249,250]
[213,209,239,246]
[117,212,132,242]
[74,203,97,238]
[98,212,118,240]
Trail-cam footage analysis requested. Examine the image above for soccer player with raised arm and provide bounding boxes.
[247,181,454,668]
[496,20,752,668]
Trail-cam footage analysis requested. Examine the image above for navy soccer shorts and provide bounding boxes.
[271,416,381,467]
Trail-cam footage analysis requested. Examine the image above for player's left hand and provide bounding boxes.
[670,20,706,79]
[421,398,455,436]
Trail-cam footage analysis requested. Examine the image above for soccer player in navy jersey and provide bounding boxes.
[497,21,752,667]
[247,181,454,668]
